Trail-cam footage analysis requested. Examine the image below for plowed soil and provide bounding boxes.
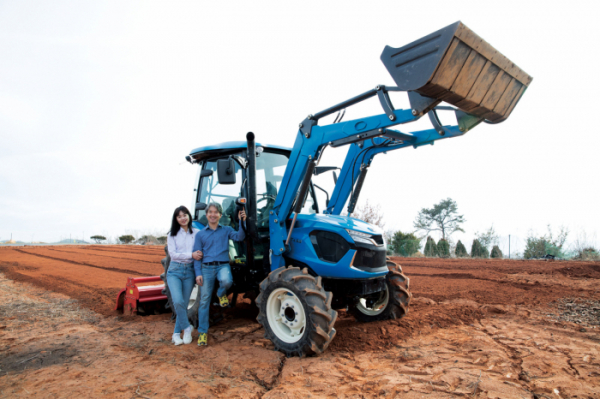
[1,246,599,398]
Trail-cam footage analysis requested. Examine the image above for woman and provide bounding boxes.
[166,205,202,345]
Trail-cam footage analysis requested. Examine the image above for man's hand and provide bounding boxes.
[196,276,203,286]
[192,250,203,261]
[238,210,247,221]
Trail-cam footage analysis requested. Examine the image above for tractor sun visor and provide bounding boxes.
[381,21,532,123]
[217,158,236,184]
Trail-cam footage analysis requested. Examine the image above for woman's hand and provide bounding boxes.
[196,276,203,286]
[192,250,203,261]
[238,210,247,221]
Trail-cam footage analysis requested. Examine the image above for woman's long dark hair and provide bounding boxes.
[169,206,193,237]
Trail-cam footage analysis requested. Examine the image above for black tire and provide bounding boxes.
[256,266,337,357]
[160,245,202,327]
[349,260,411,322]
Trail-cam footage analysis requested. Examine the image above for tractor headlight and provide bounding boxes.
[346,229,377,246]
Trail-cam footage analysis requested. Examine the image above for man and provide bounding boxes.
[193,202,246,346]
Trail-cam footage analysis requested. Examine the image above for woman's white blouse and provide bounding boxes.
[167,227,197,264]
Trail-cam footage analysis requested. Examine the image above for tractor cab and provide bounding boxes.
[188,141,318,293]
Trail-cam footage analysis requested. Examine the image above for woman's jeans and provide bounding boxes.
[198,263,233,333]
[166,261,195,334]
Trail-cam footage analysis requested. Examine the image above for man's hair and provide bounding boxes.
[206,202,223,215]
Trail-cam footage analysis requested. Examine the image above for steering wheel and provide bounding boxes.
[257,193,276,204]
[256,194,276,225]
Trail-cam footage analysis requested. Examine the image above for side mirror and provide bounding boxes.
[195,202,207,211]
[217,158,236,185]
[200,169,213,178]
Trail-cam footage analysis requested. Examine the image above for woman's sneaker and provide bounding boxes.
[198,333,208,346]
[172,333,184,346]
[183,326,193,344]
[218,295,229,307]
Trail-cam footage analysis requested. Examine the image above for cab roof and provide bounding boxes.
[189,141,291,156]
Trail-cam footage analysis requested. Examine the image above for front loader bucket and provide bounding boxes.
[381,21,532,122]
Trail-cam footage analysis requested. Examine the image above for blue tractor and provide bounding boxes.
[183,22,531,357]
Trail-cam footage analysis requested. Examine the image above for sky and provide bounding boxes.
[1,1,599,254]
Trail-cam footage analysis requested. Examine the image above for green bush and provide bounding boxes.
[391,231,421,257]
[577,247,600,260]
[437,239,450,258]
[524,226,568,259]
[471,239,489,258]
[490,245,503,259]
[424,236,438,257]
[524,238,564,259]
[455,240,468,257]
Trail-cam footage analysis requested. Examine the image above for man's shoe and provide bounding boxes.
[183,326,193,345]
[218,295,229,307]
[172,333,184,346]
[198,333,208,346]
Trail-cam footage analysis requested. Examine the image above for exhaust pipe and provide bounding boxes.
[246,132,258,240]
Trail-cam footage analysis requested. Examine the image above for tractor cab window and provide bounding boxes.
[196,159,243,230]
[255,151,316,229]
[255,152,288,229]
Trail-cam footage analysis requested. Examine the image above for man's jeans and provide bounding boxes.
[198,263,233,333]
[166,262,195,334]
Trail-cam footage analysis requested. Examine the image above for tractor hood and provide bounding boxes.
[294,213,383,236]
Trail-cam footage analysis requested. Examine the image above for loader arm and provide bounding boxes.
[268,87,473,268]
[325,114,468,216]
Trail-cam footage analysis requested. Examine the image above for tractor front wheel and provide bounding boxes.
[349,261,411,322]
[256,266,337,357]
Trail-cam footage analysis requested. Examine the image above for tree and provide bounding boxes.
[490,245,503,258]
[437,238,450,258]
[157,236,167,245]
[471,239,488,258]
[118,235,135,244]
[413,198,465,240]
[391,230,421,257]
[424,236,438,257]
[90,235,106,244]
[455,240,468,257]
[352,199,385,229]
[475,225,499,251]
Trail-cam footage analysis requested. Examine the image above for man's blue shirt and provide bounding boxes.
[193,223,245,276]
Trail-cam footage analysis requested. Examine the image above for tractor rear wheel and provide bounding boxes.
[349,261,411,322]
[256,266,337,357]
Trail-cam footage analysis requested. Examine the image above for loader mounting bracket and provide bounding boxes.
[408,91,440,117]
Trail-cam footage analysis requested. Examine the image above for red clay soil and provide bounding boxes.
[1,247,600,398]
[0,247,164,316]
[47,246,166,263]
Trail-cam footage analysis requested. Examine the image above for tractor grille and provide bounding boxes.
[310,231,351,263]
[353,247,387,270]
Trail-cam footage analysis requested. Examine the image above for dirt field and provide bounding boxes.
[1,245,599,398]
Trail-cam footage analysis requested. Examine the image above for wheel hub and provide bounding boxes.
[266,288,307,343]
[357,286,389,316]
